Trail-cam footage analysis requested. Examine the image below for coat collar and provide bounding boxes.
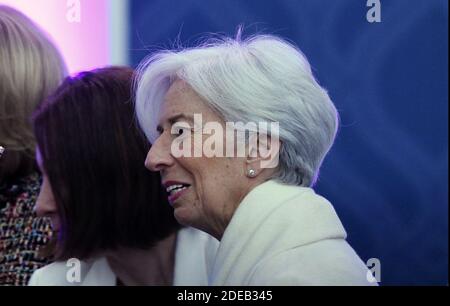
[210,179,347,285]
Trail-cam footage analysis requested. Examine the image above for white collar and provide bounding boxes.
[210,179,347,284]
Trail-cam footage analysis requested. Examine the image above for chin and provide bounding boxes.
[173,206,195,227]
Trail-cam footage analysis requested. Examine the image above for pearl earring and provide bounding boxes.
[247,169,257,178]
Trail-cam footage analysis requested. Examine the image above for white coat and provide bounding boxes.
[209,180,377,285]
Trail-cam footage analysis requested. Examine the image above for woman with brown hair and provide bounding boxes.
[29,67,217,286]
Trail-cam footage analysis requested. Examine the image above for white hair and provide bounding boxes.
[135,32,338,187]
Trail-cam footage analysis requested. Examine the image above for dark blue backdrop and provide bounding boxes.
[128,0,448,285]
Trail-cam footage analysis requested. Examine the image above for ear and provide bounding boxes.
[245,132,280,178]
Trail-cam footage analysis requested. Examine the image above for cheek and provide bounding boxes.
[195,159,237,204]
[178,151,243,207]
[36,178,57,212]
[208,160,245,204]
[43,181,56,203]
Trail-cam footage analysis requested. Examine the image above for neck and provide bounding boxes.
[105,232,177,286]
[208,178,270,241]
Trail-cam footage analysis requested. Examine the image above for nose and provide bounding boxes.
[35,176,58,218]
[145,135,174,172]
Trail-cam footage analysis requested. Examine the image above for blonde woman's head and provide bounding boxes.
[0,5,67,180]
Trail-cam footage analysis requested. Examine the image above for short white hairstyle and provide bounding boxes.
[135,32,338,187]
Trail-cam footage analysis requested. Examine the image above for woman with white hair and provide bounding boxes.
[135,32,375,285]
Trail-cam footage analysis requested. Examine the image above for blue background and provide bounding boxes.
[128,0,448,285]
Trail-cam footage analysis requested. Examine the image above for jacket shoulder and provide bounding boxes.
[29,261,76,286]
[248,238,377,286]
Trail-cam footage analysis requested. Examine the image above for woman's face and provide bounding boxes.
[145,80,253,239]
[35,148,60,233]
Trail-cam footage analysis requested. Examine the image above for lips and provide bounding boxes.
[163,180,191,204]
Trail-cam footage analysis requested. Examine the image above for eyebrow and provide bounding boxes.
[156,113,194,132]
[168,113,194,124]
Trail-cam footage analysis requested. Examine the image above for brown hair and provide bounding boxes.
[33,67,179,260]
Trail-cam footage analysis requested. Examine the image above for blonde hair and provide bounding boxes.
[0,5,67,179]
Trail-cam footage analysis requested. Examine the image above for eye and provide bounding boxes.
[174,126,192,136]
[171,122,192,137]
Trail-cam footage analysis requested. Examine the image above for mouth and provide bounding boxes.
[163,181,191,204]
